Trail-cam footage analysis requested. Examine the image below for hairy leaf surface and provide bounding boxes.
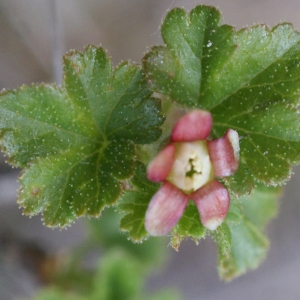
[0,46,163,227]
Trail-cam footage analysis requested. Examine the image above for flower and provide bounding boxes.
[145,110,240,236]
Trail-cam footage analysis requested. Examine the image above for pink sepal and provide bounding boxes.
[207,129,240,177]
[147,144,176,182]
[171,110,213,142]
[191,179,230,230]
[145,182,189,236]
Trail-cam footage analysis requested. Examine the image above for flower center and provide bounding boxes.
[167,141,213,194]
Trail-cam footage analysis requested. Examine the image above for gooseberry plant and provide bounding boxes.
[1,5,300,284]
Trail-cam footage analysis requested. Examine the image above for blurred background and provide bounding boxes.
[1,0,300,299]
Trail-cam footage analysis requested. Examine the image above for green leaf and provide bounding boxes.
[171,201,206,250]
[216,184,281,280]
[117,162,160,242]
[143,5,300,195]
[143,6,235,107]
[218,219,269,280]
[0,46,163,227]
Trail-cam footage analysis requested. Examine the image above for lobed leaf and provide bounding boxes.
[0,46,163,227]
[143,5,300,195]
